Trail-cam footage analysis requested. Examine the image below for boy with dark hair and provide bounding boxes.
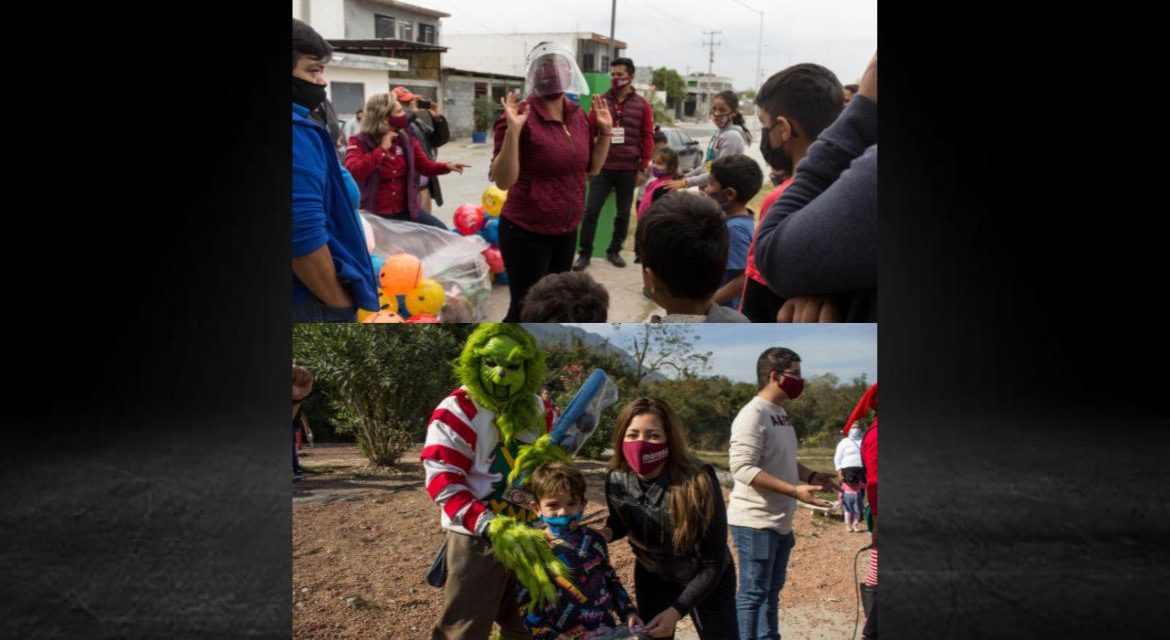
[291,18,379,322]
[742,62,845,323]
[637,193,750,323]
[520,461,642,639]
[754,55,877,323]
[520,271,610,322]
[706,154,763,310]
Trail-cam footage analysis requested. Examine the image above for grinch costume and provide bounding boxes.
[422,324,573,640]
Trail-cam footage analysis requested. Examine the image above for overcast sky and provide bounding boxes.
[428,0,877,91]
[562,324,877,384]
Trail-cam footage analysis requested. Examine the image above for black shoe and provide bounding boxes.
[572,255,590,271]
[606,252,626,268]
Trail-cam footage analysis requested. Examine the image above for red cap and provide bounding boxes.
[391,86,417,103]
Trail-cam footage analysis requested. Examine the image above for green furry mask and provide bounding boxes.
[456,323,547,444]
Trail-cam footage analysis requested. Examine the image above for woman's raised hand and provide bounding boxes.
[501,91,529,131]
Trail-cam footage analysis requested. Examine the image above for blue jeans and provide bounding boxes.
[731,525,795,640]
[291,296,357,323]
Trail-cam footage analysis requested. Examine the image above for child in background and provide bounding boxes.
[637,192,750,323]
[839,472,866,532]
[634,130,670,214]
[519,462,643,639]
[705,154,763,311]
[635,147,682,267]
[520,271,610,322]
[637,147,680,219]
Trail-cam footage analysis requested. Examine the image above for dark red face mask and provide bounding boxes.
[534,67,567,97]
[622,440,669,475]
[778,375,804,400]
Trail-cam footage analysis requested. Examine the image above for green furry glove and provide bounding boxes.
[486,515,570,612]
[506,434,572,488]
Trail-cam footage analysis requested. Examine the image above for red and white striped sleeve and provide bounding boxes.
[420,389,492,536]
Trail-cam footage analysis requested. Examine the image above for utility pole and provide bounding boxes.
[703,30,721,78]
[702,30,721,120]
[609,0,617,63]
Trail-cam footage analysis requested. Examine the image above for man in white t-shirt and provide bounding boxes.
[727,347,839,640]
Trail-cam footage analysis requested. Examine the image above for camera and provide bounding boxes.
[416,98,432,109]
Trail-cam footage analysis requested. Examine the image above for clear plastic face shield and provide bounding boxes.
[523,42,590,99]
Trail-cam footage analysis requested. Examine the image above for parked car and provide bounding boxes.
[659,127,704,172]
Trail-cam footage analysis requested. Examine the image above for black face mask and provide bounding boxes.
[759,122,793,175]
[292,76,327,110]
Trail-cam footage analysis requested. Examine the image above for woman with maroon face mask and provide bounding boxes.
[601,397,738,639]
[344,92,469,230]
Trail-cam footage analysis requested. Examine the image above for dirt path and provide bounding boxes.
[294,444,869,639]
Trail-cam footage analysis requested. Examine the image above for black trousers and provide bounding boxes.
[740,278,785,323]
[862,598,877,639]
[498,215,576,322]
[634,560,739,640]
[578,169,637,256]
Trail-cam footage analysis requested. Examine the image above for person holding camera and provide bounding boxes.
[392,86,450,214]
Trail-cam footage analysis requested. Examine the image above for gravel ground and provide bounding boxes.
[293,444,871,639]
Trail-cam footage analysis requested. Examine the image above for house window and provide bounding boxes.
[330,82,365,117]
[398,20,412,42]
[375,14,395,39]
[418,24,435,45]
[583,53,594,71]
[601,55,610,69]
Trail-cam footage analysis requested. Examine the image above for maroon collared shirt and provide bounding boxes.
[492,95,597,235]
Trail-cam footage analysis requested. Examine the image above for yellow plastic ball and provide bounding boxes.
[481,185,508,217]
[404,278,446,317]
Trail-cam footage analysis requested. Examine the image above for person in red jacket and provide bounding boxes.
[345,92,468,230]
[843,382,878,639]
[573,57,655,271]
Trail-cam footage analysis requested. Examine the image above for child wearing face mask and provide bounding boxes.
[634,146,684,267]
[518,461,643,640]
[673,90,751,192]
[706,155,764,310]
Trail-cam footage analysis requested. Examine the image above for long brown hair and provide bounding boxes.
[359,92,397,138]
[608,397,715,553]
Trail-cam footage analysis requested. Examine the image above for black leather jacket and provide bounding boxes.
[605,463,730,602]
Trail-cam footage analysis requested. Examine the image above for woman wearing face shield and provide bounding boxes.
[490,42,615,322]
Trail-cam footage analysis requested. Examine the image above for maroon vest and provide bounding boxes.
[602,90,647,171]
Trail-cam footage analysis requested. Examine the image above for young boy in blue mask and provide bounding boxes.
[519,461,643,639]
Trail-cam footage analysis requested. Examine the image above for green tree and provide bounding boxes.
[646,376,756,450]
[616,324,711,387]
[292,324,473,466]
[651,67,687,109]
[645,89,675,126]
[784,374,871,445]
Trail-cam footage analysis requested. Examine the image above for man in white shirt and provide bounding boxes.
[727,347,839,640]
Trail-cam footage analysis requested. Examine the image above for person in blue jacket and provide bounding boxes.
[291,18,378,322]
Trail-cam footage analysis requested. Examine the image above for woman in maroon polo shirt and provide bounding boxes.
[490,41,615,321]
